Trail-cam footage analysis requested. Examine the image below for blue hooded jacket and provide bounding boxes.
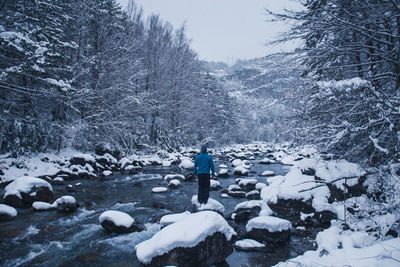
[194,147,215,177]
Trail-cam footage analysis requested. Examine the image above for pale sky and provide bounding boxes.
[117,0,300,63]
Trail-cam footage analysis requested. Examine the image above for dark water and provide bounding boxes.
[0,157,317,267]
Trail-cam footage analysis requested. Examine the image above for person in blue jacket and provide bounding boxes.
[194,144,215,204]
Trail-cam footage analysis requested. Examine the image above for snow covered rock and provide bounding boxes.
[52,177,65,185]
[260,170,275,177]
[232,159,243,167]
[234,239,266,251]
[227,191,246,198]
[259,158,276,165]
[234,165,249,176]
[135,211,235,266]
[118,157,132,169]
[168,179,181,189]
[32,201,55,211]
[234,200,272,223]
[256,182,267,191]
[210,179,222,191]
[246,216,292,246]
[0,204,17,220]
[99,210,144,233]
[228,184,242,191]
[151,186,168,193]
[219,164,228,168]
[52,195,78,213]
[191,195,225,215]
[4,176,53,208]
[102,170,112,177]
[163,174,185,181]
[246,190,260,200]
[237,178,258,191]
[217,168,230,178]
[160,211,191,227]
[96,153,118,167]
[179,158,194,170]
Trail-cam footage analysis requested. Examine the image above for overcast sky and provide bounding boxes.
[117,0,300,63]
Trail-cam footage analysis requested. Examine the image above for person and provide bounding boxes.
[194,144,215,204]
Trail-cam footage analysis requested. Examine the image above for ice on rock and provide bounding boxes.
[135,211,236,264]
[5,176,53,199]
[191,195,225,214]
[246,216,291,232]
[152,187,168,193]
[160,211,191,227]
[0,204,17,217]
[99,210,134,228]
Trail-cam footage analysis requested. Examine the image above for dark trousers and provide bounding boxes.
[198,173,210,204]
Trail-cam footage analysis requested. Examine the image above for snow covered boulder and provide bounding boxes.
[4,176,53,208]
[217,168,230,178]
[246,216,292,246]
[152,187,168,193]
[259,158,276,165]
[234,200,272,224]
[0,204,17,221]
[99,210,144,234]
[96,153,118,168]
[210,179,222,191]
[234,165,249,176]
[168,179,181,189]
[135,211,236,266]
[237,178,257,191]
[234,239,266,252]
[232,159,243,167]
[191,195,225,215]
[246,190,260,200]
[179,158,194,170]
[32,201,55,211]
[53,195,78,213]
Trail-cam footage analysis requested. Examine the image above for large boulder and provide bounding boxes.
[136,211,236,266]
[234,200,272,224]
[246,216,292,246]
[4,176,53,208]
[69,153,96,167]
[237,178,257,191]
[191,195,225,215]
[99,210,144,233]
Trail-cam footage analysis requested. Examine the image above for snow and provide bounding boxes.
[135,211,236,264]
[260,170,275,176]
[162,161,171,167]
[168,179,180,187]
[228,184,241,191]
[219,164,228,168]
[179,158,194,169]
[300,212,314,221]
[96,153,118,164]
[238,178,257,186]
[102,170,112,176]
[274,229,400,267]
[221,193,229,198]
[191,195,225,213]
[256,182,267,190]
[152,187,168,193]
[246,216,291,232]
[159,211,191,227]
[235,239,265,249]
[0,204,17,217]
[32,201,54,211]
[53,195,76,206]
[72,153,96,163]
[4,176,53,199]
[99,210,134,228]
[210,179,221,188]
[234,165,249,175]
[163,174,185,181]
[232,159,243,167]
[118,157,132,169]
[260,158,276,164]
[218,169,229,176]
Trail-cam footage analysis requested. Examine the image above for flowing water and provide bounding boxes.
[0,157,318,266]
